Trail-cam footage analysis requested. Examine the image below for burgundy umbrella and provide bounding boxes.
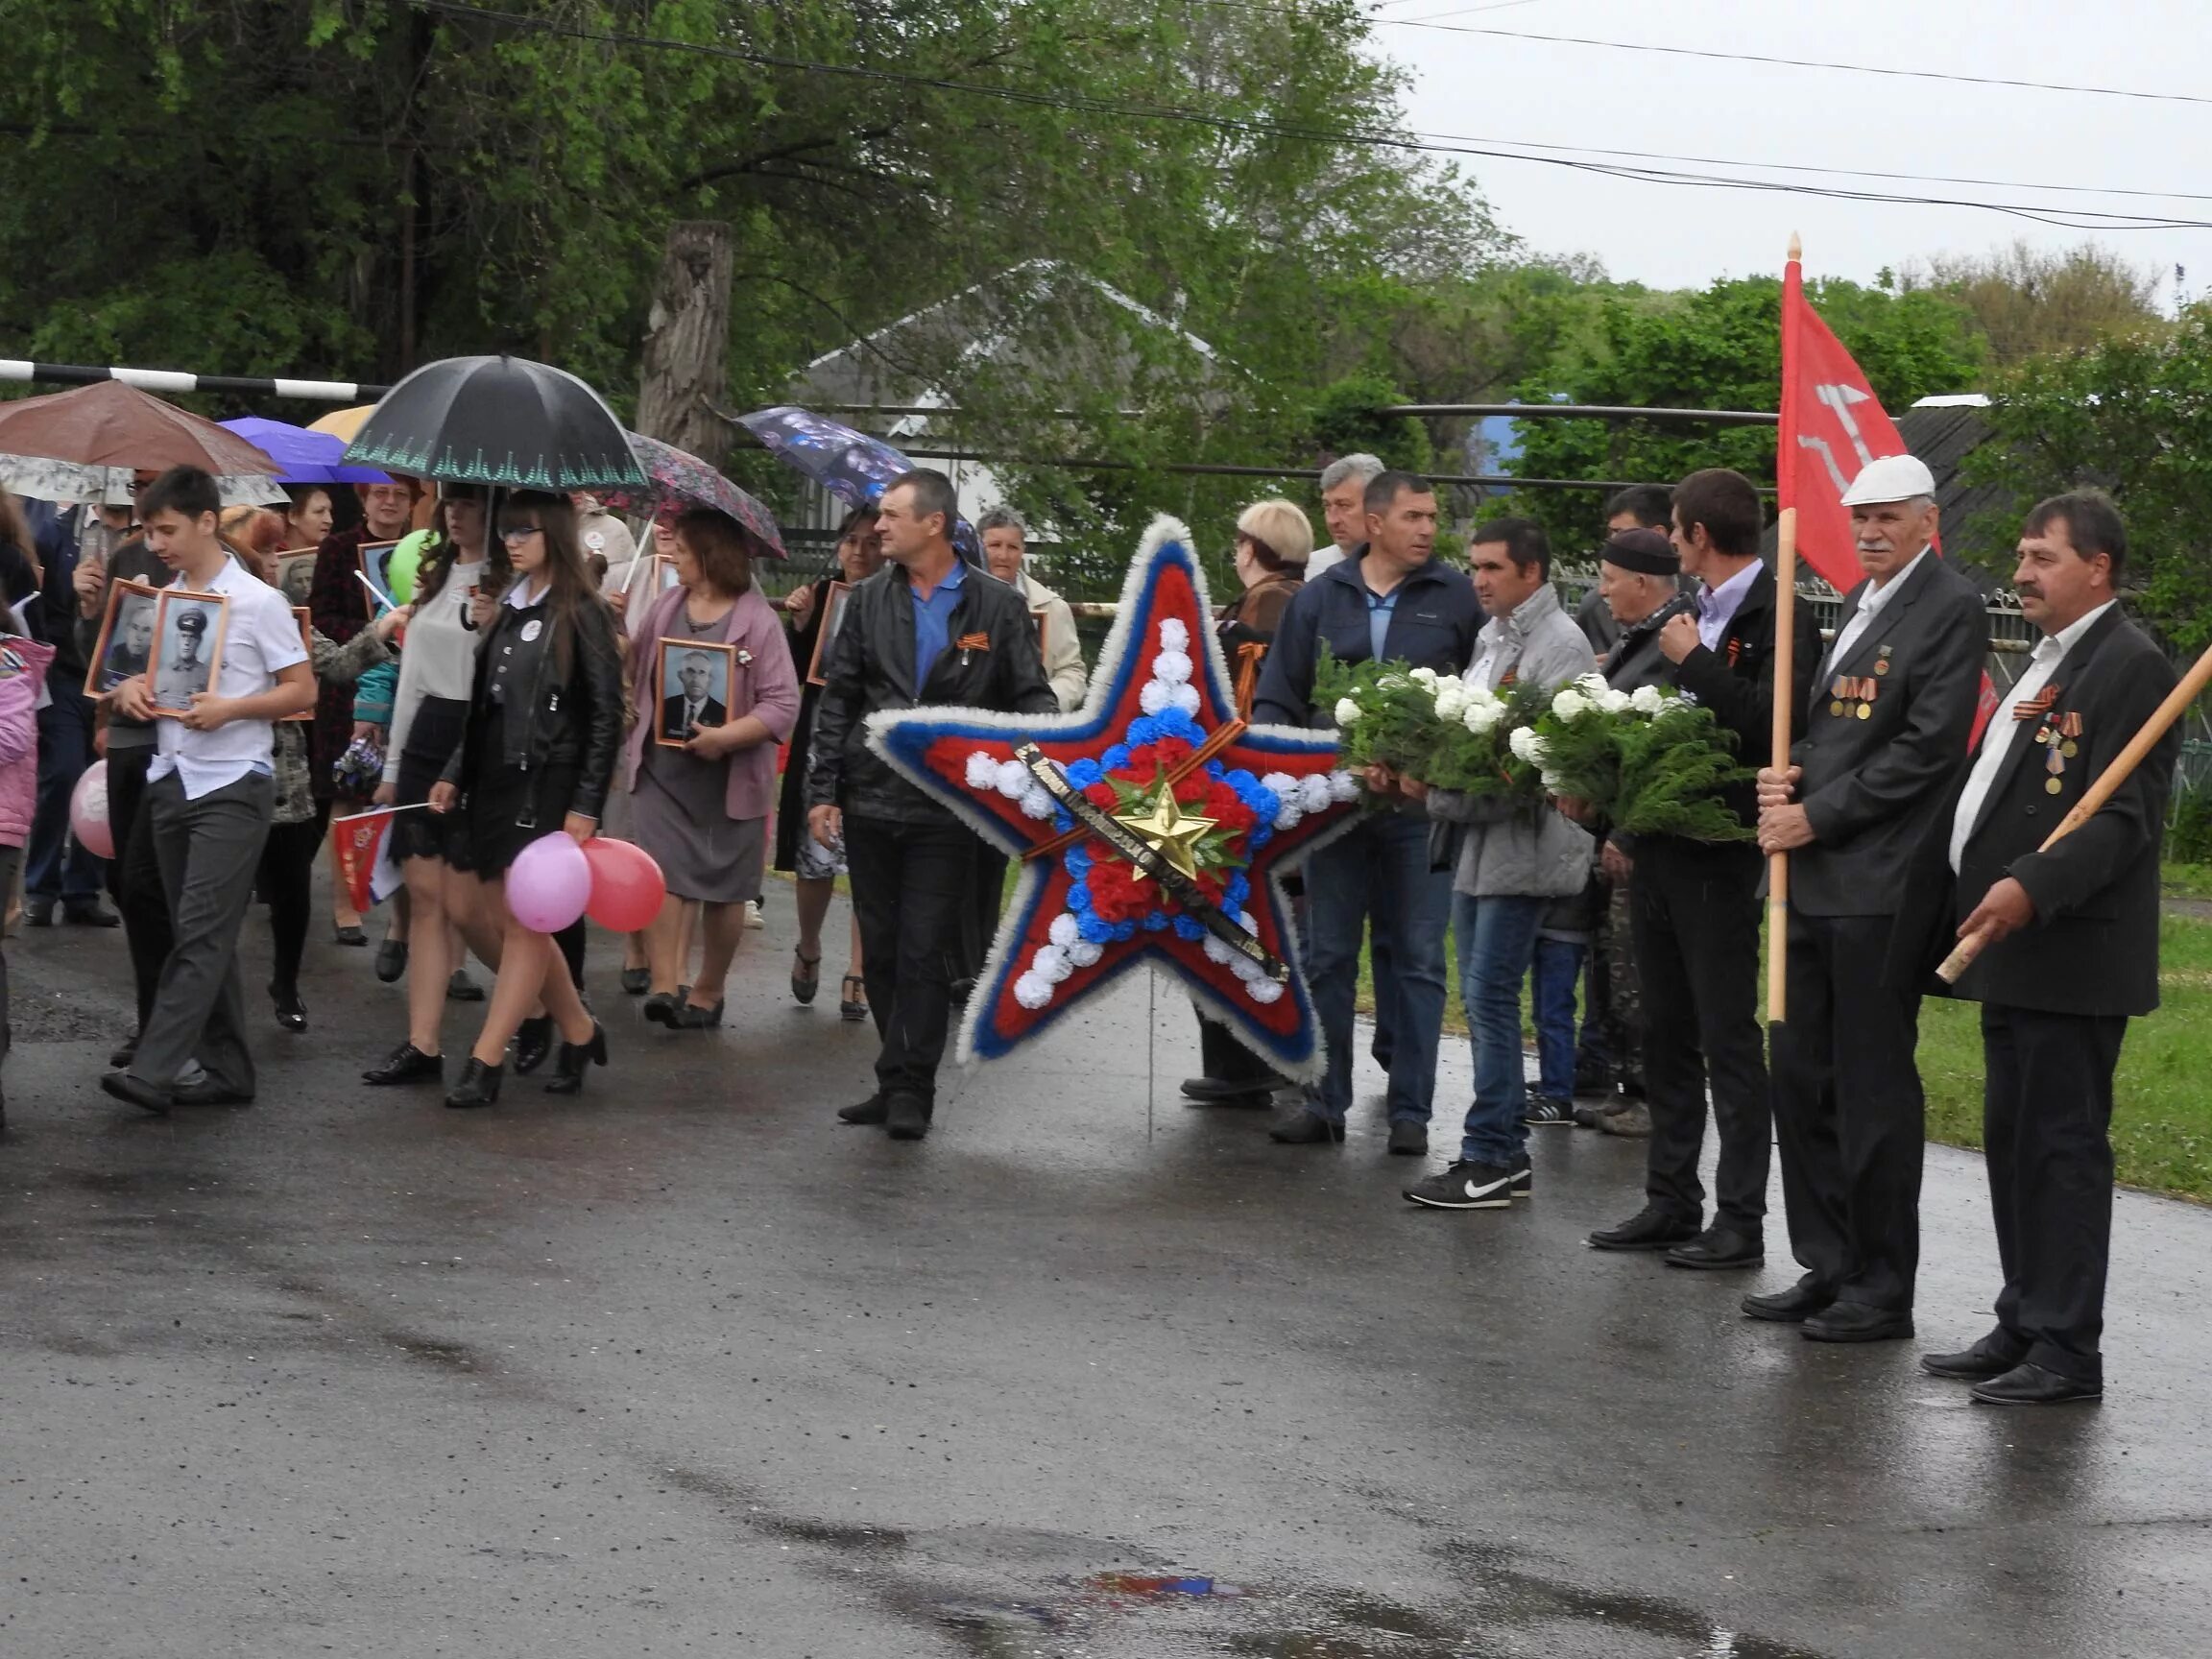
[0,380,283,505]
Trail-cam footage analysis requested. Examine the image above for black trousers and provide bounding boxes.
[961,844,1010,981]
[846,813,973,1104]
[1981,1003,2126,1384]
[1631,837,1770,1234]
[108,745,176,1030]
[1194,1009,1280,1087]
[256,805,330,995]
[1768,912,1924,1310]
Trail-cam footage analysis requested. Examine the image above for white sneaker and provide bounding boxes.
[743,900,764,930]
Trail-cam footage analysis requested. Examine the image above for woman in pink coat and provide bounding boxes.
[0,616,55,1126]
[618,509,801,1029]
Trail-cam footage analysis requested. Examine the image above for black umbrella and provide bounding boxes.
[341,354,646,491]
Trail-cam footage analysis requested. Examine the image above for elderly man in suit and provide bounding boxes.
[1749,454,1990,1342]
[1586,469,1820,1268]
[661,650,727,739]
[1894,492,2177,1405]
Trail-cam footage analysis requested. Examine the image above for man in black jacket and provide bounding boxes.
[1588,469,1819,1269]
[1749,455,1990,1343]
[1251,471,1481,1154]
[807,469,1054,1142]
[1898,493,2177,1405]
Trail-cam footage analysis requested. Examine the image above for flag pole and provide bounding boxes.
[1767,232,1803,1025]
[1938,636,2212,983]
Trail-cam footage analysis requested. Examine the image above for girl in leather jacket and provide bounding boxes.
[430,492,624,1108]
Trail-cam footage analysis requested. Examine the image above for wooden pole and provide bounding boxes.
[1938,636,2212,983]
[1767,505,1797,1023]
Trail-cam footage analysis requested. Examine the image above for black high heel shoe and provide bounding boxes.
[673,998,726,1030]
[513,1015,556,1073]
[270,983,307,1033]
[444,1057,504,1108]
[544,1022,608,1094]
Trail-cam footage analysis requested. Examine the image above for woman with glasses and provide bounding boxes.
[361,487,514,1089]
[428,493,623,1107]
[618,508,800,1029]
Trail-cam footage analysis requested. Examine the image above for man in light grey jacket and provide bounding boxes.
[1397,518,1597,1211]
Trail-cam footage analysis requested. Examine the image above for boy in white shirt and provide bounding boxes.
[99,468,315,1115]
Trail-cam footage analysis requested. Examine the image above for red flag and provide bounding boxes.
[1779,252,1999,740]
[329,806,407,915]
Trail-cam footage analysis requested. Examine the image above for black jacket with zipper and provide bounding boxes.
[807,561,1056,825]
[442,589,625,821]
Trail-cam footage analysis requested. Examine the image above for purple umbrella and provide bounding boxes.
[219,417,390,485]
[596,431,788,559]
[737,405,980,563]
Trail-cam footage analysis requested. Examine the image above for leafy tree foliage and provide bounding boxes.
[1901,241,2169,368]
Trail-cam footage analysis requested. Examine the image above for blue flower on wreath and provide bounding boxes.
[1067,878,1093,912]
[1226,872,1251,908]
[1066,757,1105,788]
[1110,920,1137,941]
[1142,910,1169,932]
[1171,916,1205,941]
[1065,845,1094,878]
[1101,744,1131,771]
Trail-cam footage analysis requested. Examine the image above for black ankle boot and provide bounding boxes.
[544,1022,608,1095]
[513,1016,556,1074]
[445,1057,505,1108]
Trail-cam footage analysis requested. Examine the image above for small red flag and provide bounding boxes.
[1779,252,1998,743]
[329,806,407,915]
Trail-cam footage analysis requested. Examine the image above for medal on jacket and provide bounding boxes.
[2038,709,2082,791]
[1830,675,1876,718]
[1873,642,1893,677]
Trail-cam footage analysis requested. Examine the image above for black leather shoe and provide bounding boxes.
[619,967,650,996]
[1665,1227,1765,1270]
[1920,1333,2027,1382]
[99,1070,171,1117]
[1971,1362,2103,1406]
[445,1058,504,1108]
[445,971,484,1002]
[544,1022,608,1094]
[673,998,726,1030]
[109,1036,139,1070]
[1267,1105,1345,1144]
[884,1092,932,1141]
[363,1043,444,1086]
[271,983,307,1032]
[1586,1204,1700,1252]
[513,1016,555,1074]
[24,895,54,927]
[173,1078,253,1107]
[1183,1074,1286,1103]
[62,900,120,927]
[642,991,681,1027]
[1386,1119,1428,1156]
[373,938,408,983]
[837,1094,888,1125]
[1803,1301,1913,1343]
[1743,1277,1835,1323]
[333,923,368,947]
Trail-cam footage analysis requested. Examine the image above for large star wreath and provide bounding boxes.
[868,516,1359,1081]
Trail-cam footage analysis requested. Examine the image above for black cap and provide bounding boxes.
[1599,528,1678,576]
[175,609,207,635]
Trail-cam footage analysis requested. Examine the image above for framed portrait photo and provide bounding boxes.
[282,607,315,720]
[356,541,400,610]
[1032,606,1051,662]
[656,637,736,748]
[149,589,230,718]
[275,548,320,606]
[84,578,162,698]
[805,581,853,688]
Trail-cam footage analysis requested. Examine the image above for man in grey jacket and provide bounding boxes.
[1394,518,1598,1210]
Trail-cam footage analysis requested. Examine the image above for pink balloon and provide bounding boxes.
[506,831,591,933]
[69,761,114,860]
[582,837,666,932]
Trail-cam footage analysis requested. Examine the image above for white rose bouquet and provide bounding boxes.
[1532,673,1753,842]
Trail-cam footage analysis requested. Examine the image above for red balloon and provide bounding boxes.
[581,837,666,932]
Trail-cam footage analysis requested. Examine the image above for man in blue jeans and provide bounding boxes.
[1252,471,1481,1154]
[1393,518,1597,1210]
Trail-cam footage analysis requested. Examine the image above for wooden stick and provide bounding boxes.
[1767,505,1798,1023]
[1938,635,2212,983]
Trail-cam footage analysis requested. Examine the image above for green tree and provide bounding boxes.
[1902,240,2170,367]
[1962,304,2212,648]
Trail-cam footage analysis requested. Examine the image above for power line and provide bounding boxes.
[406,2,2212,231]
[1374,21,2212,107]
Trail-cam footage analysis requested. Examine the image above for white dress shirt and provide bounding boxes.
[1821,545,1932,679]
[150,556,311,800]
[1307,543,1352,580]
[1695,559,1762,651]
[1947,600,2114,874]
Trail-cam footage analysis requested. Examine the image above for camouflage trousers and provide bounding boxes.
[1575,879,1646,1092]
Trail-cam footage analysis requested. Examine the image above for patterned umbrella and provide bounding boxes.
[596,432,787,559]
[737,404,980,563]
[341,354,646,491]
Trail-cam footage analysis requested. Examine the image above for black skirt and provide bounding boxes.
[462,707,582,878]
[393,696,467,864]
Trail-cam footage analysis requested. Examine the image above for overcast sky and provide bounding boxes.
[1384,0,2209,310]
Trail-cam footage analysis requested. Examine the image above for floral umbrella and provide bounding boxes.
[738,404,981,564]
[596,431,787,559]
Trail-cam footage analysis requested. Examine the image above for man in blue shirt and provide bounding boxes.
[1253,471,1482,1155]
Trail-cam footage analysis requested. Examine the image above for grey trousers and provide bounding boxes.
[132,770,273,1096]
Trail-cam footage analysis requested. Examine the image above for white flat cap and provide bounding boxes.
[1840,452,1936,506]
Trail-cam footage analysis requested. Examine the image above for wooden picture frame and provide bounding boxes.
[283,607,315,720]
[84,578,161,698]
[1033,605,1050,662]
[805,581,853,688]
[655,637,736,748]
[148,589,230,718]
[275,548,320,606]
[356,541,400,610]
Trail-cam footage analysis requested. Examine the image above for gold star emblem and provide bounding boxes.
[1113,779,1216,880]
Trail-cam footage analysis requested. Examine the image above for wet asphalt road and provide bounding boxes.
[4,895,2210,1658]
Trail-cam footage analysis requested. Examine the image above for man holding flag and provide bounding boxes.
[1752,454,1989,1341]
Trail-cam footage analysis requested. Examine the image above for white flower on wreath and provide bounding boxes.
[1463,700,1504,735]
[1551,686,1592,721]
[994,758,1030,799]
[1014,973,1053,1010]
[1246,976,1285,1005]
[966,752,999,789]
[1158,618,1189,652]
[1168,683,1201,717]
[1296,774,1333,812]
[1408,666,1440,687]
[1433,682,1470,721]
[1152,648,1192,686]
[1327,770,1360,803]
[1574,671,1610,701]
[1596,686,1631,715]
[1334,697,1362,726]
[1508,726,1548,764]
[1629,683,1667,716]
